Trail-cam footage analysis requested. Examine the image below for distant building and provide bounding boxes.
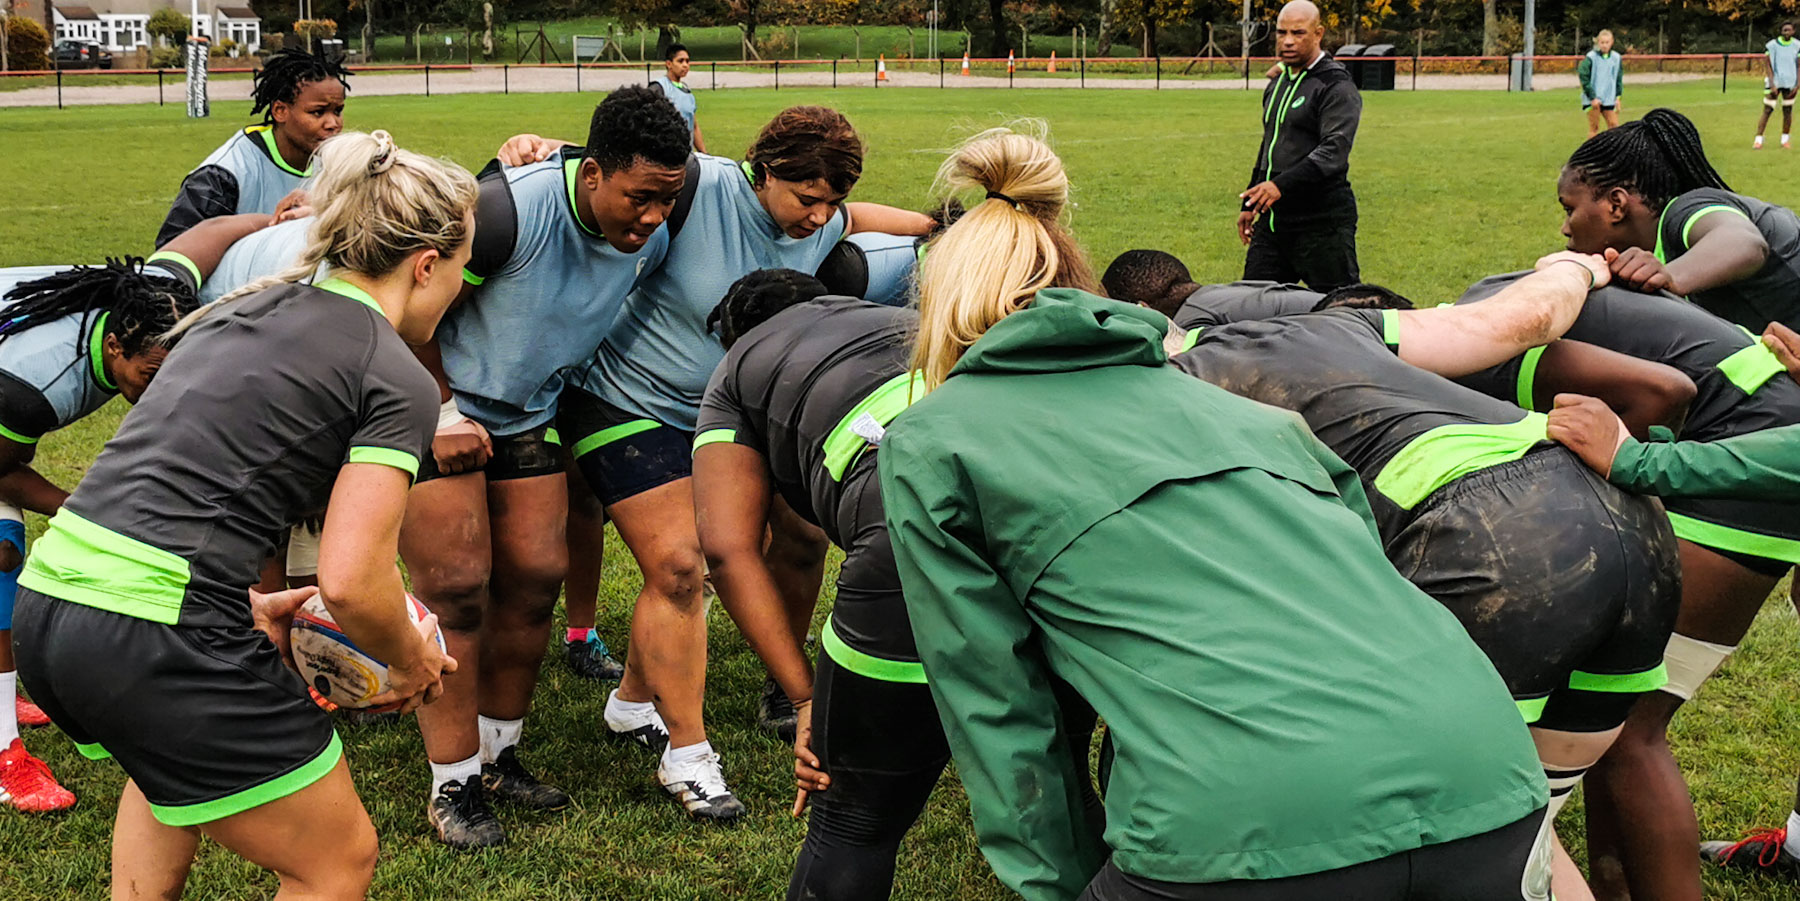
[46,0,261,53]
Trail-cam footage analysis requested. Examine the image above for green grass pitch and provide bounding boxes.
[1,81,1799,899]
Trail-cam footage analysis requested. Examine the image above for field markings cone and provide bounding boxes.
[961,51,970,76]
[1048,50,1057,73]
[878,54,889,81]
[1007,50,1015,73]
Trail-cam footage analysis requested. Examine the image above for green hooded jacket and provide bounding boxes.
[878,289,1546,900]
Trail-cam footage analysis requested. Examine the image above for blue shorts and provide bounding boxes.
[0,517,24,631]
[559,388,693,508]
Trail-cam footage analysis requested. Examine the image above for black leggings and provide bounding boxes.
[1079,808,1551,900]
[787,655,1103,901]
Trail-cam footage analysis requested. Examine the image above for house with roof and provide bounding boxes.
[45,0,261,53]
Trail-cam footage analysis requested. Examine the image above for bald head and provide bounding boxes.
[1276,1,1324,67]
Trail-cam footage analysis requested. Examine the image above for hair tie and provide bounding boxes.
[985,190,1022,210]
[367,129,398,176]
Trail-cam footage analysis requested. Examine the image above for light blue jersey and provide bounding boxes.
[0,305,115,442]
[584,153,849,431]
[439,153,670,435]
[1770,37,1800,90]
[1581,50,1623,106]
[815,232,921,306]
[198,217,314,303]
[651,75,698,137]
[201,127,312,214]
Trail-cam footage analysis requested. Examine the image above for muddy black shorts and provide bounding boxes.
[11,587,340,826]
[416,422,565,484]
[559,388,693,507]
[1387,447,1682,732]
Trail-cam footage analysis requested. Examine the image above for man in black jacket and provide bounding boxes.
[1238,0,1364,291]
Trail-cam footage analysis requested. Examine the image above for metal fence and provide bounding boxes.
[0,53,1782,108]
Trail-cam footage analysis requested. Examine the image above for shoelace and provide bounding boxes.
[1721,827,1790,867]
[685,753,732,797]
[448,782,501,826]
[2,753,59,798]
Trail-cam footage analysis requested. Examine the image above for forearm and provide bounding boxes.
[157,213,277,280]
[0,467,68,517]
[1609,427,1800,501]
[1665,232,1768,296]
[845,202,933,237]
[710,549,814,702]
[691,125,706,154]
[319,561,423,668]
[1400,264,1593,377]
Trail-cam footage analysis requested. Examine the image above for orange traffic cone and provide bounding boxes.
[877,54,889,82]
[1048,50,1057,73]
[1007,50,1016,73]
[961,51,970,76]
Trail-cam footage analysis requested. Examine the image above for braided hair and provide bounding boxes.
[2,258,196,359]
[1563,108,1731,211]
[708,269,828,350]
[1314,283,1415,312]
[250,48,351,124]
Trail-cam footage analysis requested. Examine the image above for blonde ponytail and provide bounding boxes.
[167,130,478,338]
[912,124,1097,388]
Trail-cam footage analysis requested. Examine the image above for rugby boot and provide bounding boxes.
[481,746,570,810]
[427,777,504,849]
[1701,827,1800,878]
[564,632,625,682]
[603,688,670,753]
[657,750,746,823]
[15,696,50,728]
[756,676,798,744]
[0,739,74,813]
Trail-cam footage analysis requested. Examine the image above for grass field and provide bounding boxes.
[2,82,1800,899]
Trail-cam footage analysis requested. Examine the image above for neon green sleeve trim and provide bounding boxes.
[73,740,112,761]
[1516,346,1546,411]
[1381,309,1401,348]
[0,423,39,445]
[1668,511,1800,564]
[347,446,421,479]
[462,268,485,286]
[821,616,928,683]
[149,733,342,826]
[571,419,660,459]
[145,250,202,288]
[692,428,738,451]
[1515,696,1548,723]
[1179,327,1204,352]
[1716,341,1786,395]
[543,428,561,446]
[1679,204,1752,252]
[1568,664,1668,694]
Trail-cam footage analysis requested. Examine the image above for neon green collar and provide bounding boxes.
[1653,202,1671,264]
[87,311,116,392]
[250,125,313,178]
[1781,37,1796,46]
[564,157,605,239]
[316,278,387,317]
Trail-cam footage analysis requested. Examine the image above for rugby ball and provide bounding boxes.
[291,593,446,713]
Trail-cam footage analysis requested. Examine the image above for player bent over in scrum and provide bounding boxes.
[12,131,463,899]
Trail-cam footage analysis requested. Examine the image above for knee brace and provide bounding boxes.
[1662,633,1735,701]
[0,504,24,631]
[286,521,321,578]
[1767,96,1780,109]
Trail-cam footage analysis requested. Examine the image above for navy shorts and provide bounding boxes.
[558,388,693,507]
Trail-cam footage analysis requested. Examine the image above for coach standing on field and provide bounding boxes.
[1238,0,1363,291]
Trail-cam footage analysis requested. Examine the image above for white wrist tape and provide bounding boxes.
[437,399,469,431]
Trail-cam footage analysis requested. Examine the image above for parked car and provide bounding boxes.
[52,40,114,69]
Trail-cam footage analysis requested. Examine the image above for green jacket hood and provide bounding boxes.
[949,288,1170,378]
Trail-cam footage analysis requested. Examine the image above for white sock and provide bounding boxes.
[477,715,523,764]
[663,739,714,768]
[0,671,17,747]
[605,691,657,722]
[429,753,482,796]
[1786,134,1793,142]
[1757,135,1766,145]
[1785,810,1800,858]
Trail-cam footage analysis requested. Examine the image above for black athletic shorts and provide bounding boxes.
[1079,808,1551,900]
[1582,102,1618,111]
[1387,447,1682,732]
[11,587,340,826]
[1663,494,1800,578]
[559,388,693,507]
[415,422,564,484]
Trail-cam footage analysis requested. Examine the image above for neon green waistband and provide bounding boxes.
[1373,413,1549,511]
[821,616,927,684]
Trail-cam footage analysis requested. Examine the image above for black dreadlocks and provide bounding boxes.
[1564,108,1731,211]
[2,258,196,357]
[250,48,352,124]
[708,269,828,351]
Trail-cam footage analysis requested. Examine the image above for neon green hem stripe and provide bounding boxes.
[252,125,313,178]
[1716,341,1786,395]
[572,419,660,459]
[1374,413,1549,510]
[462,269,486,286]
[1516,345,1546,411]
[149,733,342,827]
[0,423,39,445]
[822,371,927,481]
[564,158,605,239]
[544,428,561,446]
[315,278,386,317]
[1179,327,1203,352]
[20,509,191,625]
[1667,511,1800,564]
[1515,697,1547,723]
[73,740,111,761]
[88,310,116,392]
[1381,309,1401,347]
[347,446,420,479]
[1569,664,1668,694]
[692,429,737,451]
[821,617,927,684]
[145,250,202,288]
[1680,204,1751,250]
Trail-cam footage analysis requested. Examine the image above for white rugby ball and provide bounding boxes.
[291,593,445,712]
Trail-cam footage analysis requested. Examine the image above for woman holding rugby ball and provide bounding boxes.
[11,130,466,899]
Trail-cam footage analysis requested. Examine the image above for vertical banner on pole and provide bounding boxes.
[185,37,210,118]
